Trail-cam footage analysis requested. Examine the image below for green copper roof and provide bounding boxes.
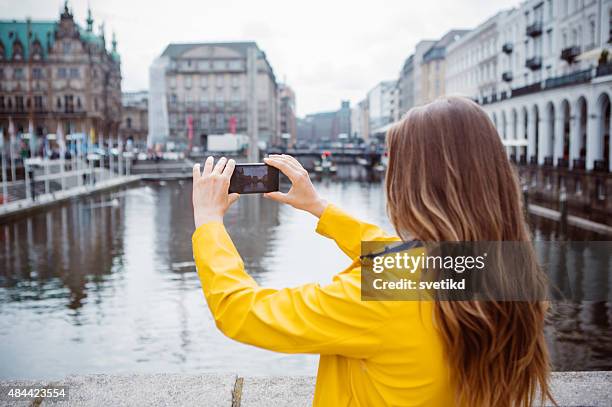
[0,20,57,59]
[0,19,118,61]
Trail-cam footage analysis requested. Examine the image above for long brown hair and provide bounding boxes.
[385,97,554,406]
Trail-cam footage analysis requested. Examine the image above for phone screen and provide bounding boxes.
[229,163,279,194]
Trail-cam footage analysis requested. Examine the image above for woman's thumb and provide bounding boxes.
[228,193,240,206]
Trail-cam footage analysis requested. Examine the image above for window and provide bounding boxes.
[69,67,79,78]
[63,41,71,54]
[216,114,225,129]
[170,93,177,104]
[213,60,226,70]
[215,75,224,87]
[32,67,43,79]
[547,31,553,56]
[185,76,192,88]
[200,114,209,129]
[64,95,74,113]
[58,67,67,79]
[14,68,24,79]
[0,96,4,109]
[590,19,596,46]
[200,75,208,88]
[547,0,553,20]
[57,97,61,109]
[34,96,43,110]
[231,75,240,87]
[169,76,176,88]
[76,97,81,109]
[15,96,24,112]
[200,94,209,106]
[228,60,241,70]
[609,9,612,42]
[126,117,132,129]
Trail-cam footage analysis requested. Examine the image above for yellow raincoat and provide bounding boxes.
[192,204,453,406]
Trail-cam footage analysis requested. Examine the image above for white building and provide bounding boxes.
[351,100,369,139]
[446,0,612,172]
[148,42,279,156]
[446,11,511,102]
[413,40,438,106]
[367,80,397,132]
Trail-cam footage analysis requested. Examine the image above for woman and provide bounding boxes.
[191,97,554,406]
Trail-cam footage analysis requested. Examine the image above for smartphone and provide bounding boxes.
[229,163,279,194]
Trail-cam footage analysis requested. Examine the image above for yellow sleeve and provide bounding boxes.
[315,204,400,260]
[192,222,392,358]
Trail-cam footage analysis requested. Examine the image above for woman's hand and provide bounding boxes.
[263,154,327,218]
[192,156,240,228]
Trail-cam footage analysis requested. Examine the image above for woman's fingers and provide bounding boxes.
[281,154,304,169]
[263,191,289,203]
[193,163,201,181]
[203,156,214,175]
[212,157,227,175]
[264,157,302,183]
[222,159,236,178]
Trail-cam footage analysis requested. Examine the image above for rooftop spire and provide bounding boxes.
[86,6,94,32]
[99,22,105,45]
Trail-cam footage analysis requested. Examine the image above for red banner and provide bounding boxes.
[187,115,193,150]
[229,116,237,134]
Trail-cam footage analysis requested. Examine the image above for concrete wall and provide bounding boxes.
[1,372,610,406]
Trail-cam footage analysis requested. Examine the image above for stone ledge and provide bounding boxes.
[0,371,610,406]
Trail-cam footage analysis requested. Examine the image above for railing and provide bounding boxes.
[526,21,543,37]
[526,56,542,70]
[573,159,586,170]
[511,82,542,98]
[545,69,592,90]
[596,63,612,77]
[594,160,610,172]
[561,46,580,63]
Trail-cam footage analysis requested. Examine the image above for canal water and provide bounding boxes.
[0,175,610,379]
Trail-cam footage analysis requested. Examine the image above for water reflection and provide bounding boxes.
[0,178,610,380]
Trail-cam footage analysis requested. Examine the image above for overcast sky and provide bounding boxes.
[3,0,518,116]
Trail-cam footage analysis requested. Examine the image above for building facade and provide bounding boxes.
[149,42,279,150]
[420,30,469,104]
[351,98,370,140]
[367,80,396,132]
[413,40,438,106]
[297,101,351,144]
[278,83,296,147]
[471,0,612,172]
[397,55,415,117]
[120,91,148,149]
[0,5,122,148]
[446,11,510,102]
